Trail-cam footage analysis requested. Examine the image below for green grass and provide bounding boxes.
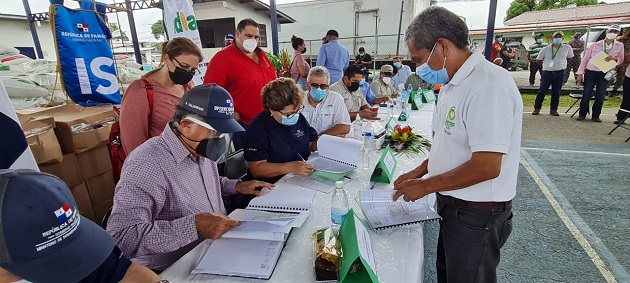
[521,94,622,108]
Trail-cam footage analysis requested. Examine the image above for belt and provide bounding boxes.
[437,193,511,210]
[544,70,565,73]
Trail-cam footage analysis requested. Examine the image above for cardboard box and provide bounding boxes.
[86,171,116,223]
[17,114,63,165]
[39,153,83,188]
[76,145,112,180]
[70,183,96,222]
[18,105,115,154]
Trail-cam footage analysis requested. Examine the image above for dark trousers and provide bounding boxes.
[613,64,628,90]
[617,76,630,121]
[535,70,565,110]
[436,195,513,283]
[564,56,581,84]
[580,69,610,118]
[529,61,542,85]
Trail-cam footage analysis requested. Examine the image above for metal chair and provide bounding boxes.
[565,93,601,118]
[608,109,630,142]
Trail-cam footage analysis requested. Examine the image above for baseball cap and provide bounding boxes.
[0,170,115,283]
[535,33,544,38]
[380,64,394,74]
[224,34,234,40]
[608,24,621,32]
[552,31,564,37]
[326,30,339,37]
[178,84,245,133]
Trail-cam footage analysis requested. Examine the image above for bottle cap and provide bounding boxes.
[335,181,344,188]
[365,132,373,137]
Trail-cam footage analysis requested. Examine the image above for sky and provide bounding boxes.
[3,0,628,40]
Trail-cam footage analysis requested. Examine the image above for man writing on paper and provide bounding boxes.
[301,66,351,136]
[107,85,273,271]
[392,7,521,282]
[330,65,378,121]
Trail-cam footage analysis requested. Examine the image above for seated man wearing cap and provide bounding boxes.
[107,84,273,271]
[0,170,162,283]
[330,65,378,121]
[370,65,400,99]
[301,66,351,136]
[359,66,389,105]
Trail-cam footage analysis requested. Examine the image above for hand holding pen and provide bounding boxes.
[291,154,315,176]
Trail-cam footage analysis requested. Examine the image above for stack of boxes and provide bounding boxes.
[17,104,116,223]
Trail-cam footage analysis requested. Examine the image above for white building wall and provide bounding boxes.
[193,0,274,60]
[277,0,431,59]
[1,18,56,60]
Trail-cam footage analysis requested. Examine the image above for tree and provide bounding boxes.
[108,23,129,42]
[151,20,165,40]
[505,0,597,21]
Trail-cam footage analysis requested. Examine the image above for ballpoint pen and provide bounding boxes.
[297,153,306,162]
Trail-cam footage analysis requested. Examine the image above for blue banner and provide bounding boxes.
[51,5,121,105]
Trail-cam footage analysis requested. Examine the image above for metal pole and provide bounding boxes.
[395,0,404,56]
[483,0,498,61]
[22,0,44,59]
[270,0,280,55]
[124,0,142,64]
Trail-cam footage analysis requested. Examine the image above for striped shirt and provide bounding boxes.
[528,42,548,59]
[107,124,238,270]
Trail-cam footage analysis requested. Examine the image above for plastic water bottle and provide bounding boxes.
[387,99,394,118]
[352,118,363,141]
[362,131,374,169]
[407,84,414,103]
[331,181,349,229]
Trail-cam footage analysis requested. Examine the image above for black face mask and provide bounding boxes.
[195,137,227,161]
[301,48,307,54]
[168,64,195,85]
[179,132,227,161]
[347,81,360,92]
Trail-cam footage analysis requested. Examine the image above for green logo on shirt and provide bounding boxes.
[445,107,456,134]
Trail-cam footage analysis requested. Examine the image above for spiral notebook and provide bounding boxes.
[247,183,316,212]
[359,190,441,230]
[308,134,363,180]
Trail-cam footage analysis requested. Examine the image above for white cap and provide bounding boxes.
[335,181,344,189]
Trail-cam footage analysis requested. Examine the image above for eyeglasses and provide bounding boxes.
[172,57,200,75]
[276,105,304,119]
[309,83,329,90]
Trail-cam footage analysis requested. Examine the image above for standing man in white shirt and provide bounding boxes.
[532,31,574,116]
[392,56,413,87]
[393,7,522,283]
[302,66,351,136]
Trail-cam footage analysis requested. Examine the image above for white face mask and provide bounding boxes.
[382,77,392,85]
[606,32,617,40]
[242,38,258,53]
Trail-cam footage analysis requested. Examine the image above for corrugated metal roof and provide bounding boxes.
[471,15,630,36]
[505,2,630,26]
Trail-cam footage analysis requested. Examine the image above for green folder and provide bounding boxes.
[338,209,379,283]
[313,170,348,181]
[369,147,397,183]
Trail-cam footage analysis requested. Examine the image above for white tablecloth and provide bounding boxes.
[160,104,435,283]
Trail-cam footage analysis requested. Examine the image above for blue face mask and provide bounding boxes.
[552,38,562,45]
[393,62,402,68]
[416,43,449,85]
[309,88,327,102]
[281,114,299,126]
[359,78,366,86]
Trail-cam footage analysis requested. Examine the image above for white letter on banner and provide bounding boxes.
[75,58,92,94]
[91,57,119,95]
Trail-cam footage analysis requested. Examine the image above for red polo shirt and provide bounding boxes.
[491,42,501,61]
[204,44,277,125]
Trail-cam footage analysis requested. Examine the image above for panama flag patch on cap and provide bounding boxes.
[54,203,73,223]
[226,99,233,107]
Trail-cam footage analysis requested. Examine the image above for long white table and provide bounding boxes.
[160,103,435,283]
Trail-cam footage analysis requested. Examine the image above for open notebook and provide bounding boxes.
[359,190,441,230]
[308,134,363,180]
[247,183,317,212]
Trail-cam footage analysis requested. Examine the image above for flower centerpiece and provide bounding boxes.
[383,124,431,156]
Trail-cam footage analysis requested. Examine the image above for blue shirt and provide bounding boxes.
[243,111,318,183]
[360,81,376,104]
[392,65,413,88]
[316,40,350,84]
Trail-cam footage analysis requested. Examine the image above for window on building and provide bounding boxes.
[197,18,236,48]
[258,23,267,48]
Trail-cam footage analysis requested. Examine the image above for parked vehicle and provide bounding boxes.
[505,41,529,71]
